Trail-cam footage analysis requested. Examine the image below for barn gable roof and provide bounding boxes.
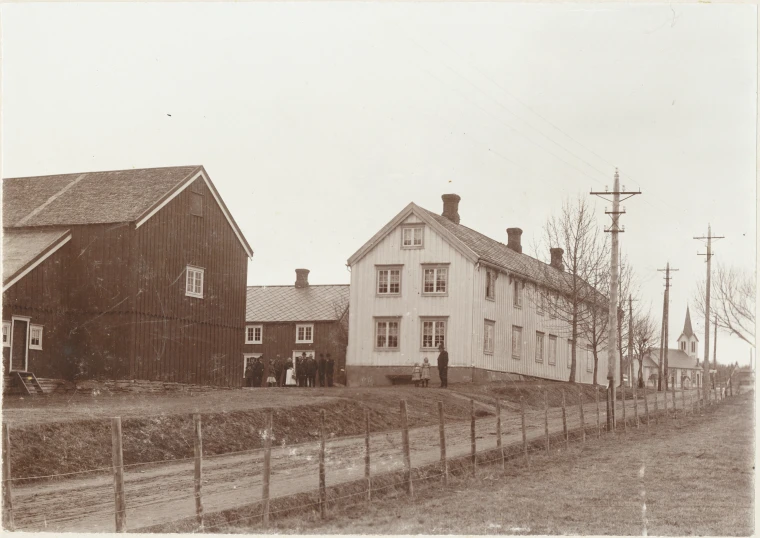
[246,285,350,323]
[3,165,253,258]
[3,228,71,291]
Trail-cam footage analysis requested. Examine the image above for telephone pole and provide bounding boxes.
[591,169,640,430]
[657,263,678,391]
[713,315,718,372]
[694,225,724,399]
[628,295,634,388]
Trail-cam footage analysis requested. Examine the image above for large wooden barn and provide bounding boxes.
[2,166,253,392]
[345,194,610,387]
[244,269,350,386]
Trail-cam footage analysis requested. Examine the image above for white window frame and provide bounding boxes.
[375,318,401,351]
[548,335,557,365]
[295,323,314,344]
[29,325,43,351]
[422,265,448,296]
[376,266,402,296]
[485,269,496,300]
[535,331,545,363]
[421,318,447,351]
[513,279,523,308]
[401,226,424,249]
[185,266,204,299]
[243,353,262,376]
[2,322,9,348]
[245,325,263,344]
[484,320,495,354]
[511,325,522,359]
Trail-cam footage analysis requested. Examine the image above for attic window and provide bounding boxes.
[401,226,424,248]
[190,192,203,217]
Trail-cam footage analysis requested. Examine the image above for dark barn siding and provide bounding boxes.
[132,177,248,387]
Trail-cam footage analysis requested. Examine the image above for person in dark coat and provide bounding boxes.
[437,343,449,388]
[253,358,264,388]
[317,353,327,387]
[306,354,317,387]
[245,362,254,388]
[298,352,309,387]
[273,355,284,387]
[326,353,335,387]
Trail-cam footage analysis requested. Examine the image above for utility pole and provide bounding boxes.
[657,263,678,391]
[628,295,634,388]
[695,225,724,399]
[713,315,718,372]
[591,169,640,430]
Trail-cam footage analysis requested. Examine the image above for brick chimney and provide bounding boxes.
[295,268,310,288]
[506,228,523,254]
[550,248,564,272]
[441,194,461,224]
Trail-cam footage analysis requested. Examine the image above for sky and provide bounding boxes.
[2,2,756,366]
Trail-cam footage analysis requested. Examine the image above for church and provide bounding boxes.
[641,307,703,389]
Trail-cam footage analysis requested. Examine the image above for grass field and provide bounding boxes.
[231,392,754,536]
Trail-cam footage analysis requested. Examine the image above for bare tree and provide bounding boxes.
[616,255,639,387]
[538,196,609,383]
[632,310,659,389]
[694,264,755,347]
[577,250,610,385]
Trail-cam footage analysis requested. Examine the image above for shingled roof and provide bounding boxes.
[246,285,350,323]
[3,228,71,290]
[679,306,698,341]
[645,349,700,370]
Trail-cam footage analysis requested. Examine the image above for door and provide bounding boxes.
[10,318,29,372]
[292,350,315,378]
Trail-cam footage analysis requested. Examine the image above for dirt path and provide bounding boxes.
[11,388,708,532]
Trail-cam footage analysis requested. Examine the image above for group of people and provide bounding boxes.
[244,352,335,388]
[411,343,449,388]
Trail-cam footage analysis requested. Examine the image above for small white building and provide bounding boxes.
[345,194,609,386]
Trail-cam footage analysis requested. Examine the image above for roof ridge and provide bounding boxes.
[4,165,201,181]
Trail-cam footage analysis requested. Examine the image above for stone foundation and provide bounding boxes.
[346,365,474,387]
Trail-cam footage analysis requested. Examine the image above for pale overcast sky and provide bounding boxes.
[2,3,756,365]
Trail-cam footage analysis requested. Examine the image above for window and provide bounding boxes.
[421,319,446,349]
[567,339,573,368]
[2,322,9,348]
[586,345,593,372]
[185,266,204,298]
[377,267,402,295]
[423,266,448,295]
[401,226,424,248]
[513,279,522,308]
[486,269,496,300]
[691,342,696,353]
[680,341,686,351]
[296,324,314,344]
[548,335,557,365]
[29,325,43,350]
[535,332,545,363]
[512,326,522,359]
[245,325,263,344]
[484,320,495,354]
[375,319,399,350]
[190,192,203,217]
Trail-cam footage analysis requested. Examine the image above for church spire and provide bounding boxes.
[682,306,695,338]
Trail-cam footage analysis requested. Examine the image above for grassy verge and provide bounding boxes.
[205,393,753,536]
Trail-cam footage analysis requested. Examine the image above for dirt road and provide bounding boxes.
[11,388,707,532]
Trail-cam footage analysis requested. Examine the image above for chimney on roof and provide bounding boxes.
[550,248,564,272]
[295,268,310,289]
[506,228,523,254]
[441,194,461,224]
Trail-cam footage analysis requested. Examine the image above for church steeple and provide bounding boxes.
[677,306,699,359]
[681,306,695,339]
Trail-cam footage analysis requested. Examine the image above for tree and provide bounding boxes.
[577,251,610,385]
[632,310,659,388]
[537,196,609,383]
[615,255,639,387]
[694,264,755,347]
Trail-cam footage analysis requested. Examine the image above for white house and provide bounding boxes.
[345,194,609,387]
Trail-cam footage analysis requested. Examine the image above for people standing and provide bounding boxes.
[306,354,316,387]
[267,359,277,387]
[421,357,431,388]
[253,357,264,388]
[412,362,422,388]
[326,353,335,387]
[245,361,254,388]
[437,343,449,388]
[317,353,327,388]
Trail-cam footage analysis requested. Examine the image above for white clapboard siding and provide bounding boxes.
[471,265,609,384]
[347,215,474,368]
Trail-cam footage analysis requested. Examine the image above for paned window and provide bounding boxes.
[422,320,446,349]
[486,269,496,300]
[548,335,557,365]
[186,266,204,298]
[401,227,424,248]
[246,325,263,344]
[375,320,399,349]
[29,325,43,350]
[484,320,495,354]
[512,326,522,359]
[296,324,314,344]
[535,332,545,363]
[513,280,522,308]
[422,267,448,294]
[377,268,401,295]
[2,322,9,348]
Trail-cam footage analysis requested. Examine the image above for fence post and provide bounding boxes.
[654,391,659,425]
[544,391,550,455]
[643,387,650,429]
[319,408,327,518]
[111,417,127,533]
[495,398,505,469]
[193,414,204,529]
[605,387,610,433]
[672,384,677,419]
[562,390,569,448]
[2,423,14,532]
[470,400,477,474]
[262,410,272,526]
[400,400,413,497]
[622,383,627,432]
[595,387,601,438]
[578,389,585,444]
[633,382,639,428]
[438,401,448,485]
[682,389,686,417]
[365,409,371,503]
[520,396,529,467]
